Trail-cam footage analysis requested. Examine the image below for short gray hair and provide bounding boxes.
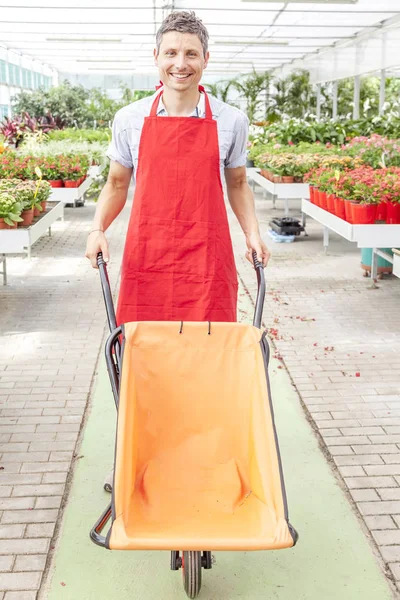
[156,11,209,58]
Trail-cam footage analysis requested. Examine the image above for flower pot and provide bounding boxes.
[319,191,328,211]
[309,186,315,204]
[33,206,41,217]
[48,180,63,188]
[351,203,377,225]
[260,169,269,179]
[63,180,80,188]
[40,201,47,213]
[326,194,335,214]
[361,247,393,276]
[334,196,346,220]
[272,175,282,183]
[0,218,17,229]
[314,189,320,207]
[376,202,387,222]
[344,200,354,224]
[282,176,294,183]
[386,202,400,224]
[20,208,34,227]
[294,176,303,183]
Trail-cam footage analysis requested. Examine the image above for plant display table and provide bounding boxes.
[301,199,400,280]
[0,201,64,285]
[88,163,106,178]
[247,168,310,215]
[49,176,94,207]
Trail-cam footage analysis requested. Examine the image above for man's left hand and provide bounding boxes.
[245,232,270,268]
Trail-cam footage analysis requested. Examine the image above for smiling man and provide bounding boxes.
[86,10,269,324]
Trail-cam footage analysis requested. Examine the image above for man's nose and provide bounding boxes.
[174,53,187,70]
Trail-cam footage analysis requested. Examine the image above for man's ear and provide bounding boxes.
[204,51,210,69]
[153,47,158,66]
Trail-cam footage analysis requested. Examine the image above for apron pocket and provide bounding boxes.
[173,220,216,278]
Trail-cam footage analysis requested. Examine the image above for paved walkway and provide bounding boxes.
[0,197,130,599]
[0,182,398,598]
[42,286,393,600]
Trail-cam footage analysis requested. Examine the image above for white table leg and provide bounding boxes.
[0,255,6,286]
[323,227,329,254]
[284,198,289,216]
[371,247,378,281]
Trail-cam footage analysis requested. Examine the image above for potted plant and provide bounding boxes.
[14,180,36,226]
[382,169,400,224]
[0,190,23,229]
[35,179,51,213]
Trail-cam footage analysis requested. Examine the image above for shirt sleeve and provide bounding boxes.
[106,113,133,169]
[224,112,249,169]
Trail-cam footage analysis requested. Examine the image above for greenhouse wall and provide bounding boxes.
[61,72,159,97]
[275,14,400,84]
[0,46,57,117]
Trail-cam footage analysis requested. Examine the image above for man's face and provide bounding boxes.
[154,31,209,93]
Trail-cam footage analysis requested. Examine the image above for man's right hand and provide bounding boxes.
[85,230,109,269]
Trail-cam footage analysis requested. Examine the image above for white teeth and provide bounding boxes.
[171,74,190,79]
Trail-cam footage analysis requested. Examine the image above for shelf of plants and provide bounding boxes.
[49,175,94,206]
[0,179,63,284]
[247,141,363,216]
[0,138,107,208]
[0,200,64,284]
[301,199,400,250]
[247,168,309,214]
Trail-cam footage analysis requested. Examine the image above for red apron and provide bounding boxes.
[116,86,238,324]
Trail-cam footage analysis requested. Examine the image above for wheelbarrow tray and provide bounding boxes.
[106,320,297,552]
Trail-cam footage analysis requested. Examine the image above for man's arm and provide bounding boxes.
[224,166,270,267]
[85,160,133,268]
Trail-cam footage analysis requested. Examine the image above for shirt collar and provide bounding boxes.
[156,91,206,117]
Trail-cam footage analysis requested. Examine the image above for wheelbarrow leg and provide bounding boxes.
[103,468,113,493]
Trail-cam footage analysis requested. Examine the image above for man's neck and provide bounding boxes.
[161,86,201,117]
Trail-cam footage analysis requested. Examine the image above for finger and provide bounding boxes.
[261,245,270,267]
[263,251,270,267]
[91,254,99,269]
[101,242,110,263]
[85,249,97,269]
[254,245,262,263]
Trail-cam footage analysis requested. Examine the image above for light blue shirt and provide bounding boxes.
[107,91,249,181]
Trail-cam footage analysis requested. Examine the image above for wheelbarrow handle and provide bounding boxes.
[252,250,265,329]
[97,250,265,329]
[97,252,117,333]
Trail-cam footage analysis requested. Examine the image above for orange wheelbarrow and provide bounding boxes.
[90,252,298,598]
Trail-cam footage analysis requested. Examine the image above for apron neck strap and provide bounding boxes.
[150,84,212,119]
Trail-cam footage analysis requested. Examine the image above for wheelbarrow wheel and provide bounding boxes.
[182,551,202,598]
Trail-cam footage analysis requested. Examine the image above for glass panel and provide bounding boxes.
[8,63,14,85]
[0,61,6,84]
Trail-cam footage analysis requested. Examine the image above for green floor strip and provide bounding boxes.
[44,285,394,600]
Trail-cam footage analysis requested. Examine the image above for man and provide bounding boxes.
[86,10,270,325]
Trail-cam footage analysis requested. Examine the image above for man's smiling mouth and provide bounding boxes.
[169,73,192,80]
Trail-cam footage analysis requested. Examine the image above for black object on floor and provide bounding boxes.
[269,217,305,236]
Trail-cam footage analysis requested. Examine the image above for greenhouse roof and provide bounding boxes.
[0,0,399,80]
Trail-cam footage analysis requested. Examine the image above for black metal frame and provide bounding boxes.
[90,250,266,549]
